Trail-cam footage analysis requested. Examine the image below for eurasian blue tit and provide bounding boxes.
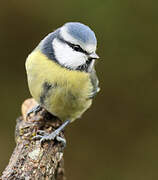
[25,22,100,144]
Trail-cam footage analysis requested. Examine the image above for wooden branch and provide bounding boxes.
[1,98,66,180]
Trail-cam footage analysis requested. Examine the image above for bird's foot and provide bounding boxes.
[33,129,66,148]
[32,120,70,148]
[27,105,42,117]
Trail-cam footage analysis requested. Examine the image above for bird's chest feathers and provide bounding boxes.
[26,51,93,115]
[43,65,92,107]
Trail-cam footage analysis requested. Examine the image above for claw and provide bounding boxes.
[36,130,49,136]
[56,136,66,148]
[32,130,49,140]
[27,105,42,117]
[32,135,44,140]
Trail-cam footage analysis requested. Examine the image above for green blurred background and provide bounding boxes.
[0,0,158,179]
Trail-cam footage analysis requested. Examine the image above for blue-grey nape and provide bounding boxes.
[65,22,97,45]
[38,29,60,62]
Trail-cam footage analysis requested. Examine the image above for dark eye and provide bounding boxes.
[72,45,82,52]
[66,40,89,55]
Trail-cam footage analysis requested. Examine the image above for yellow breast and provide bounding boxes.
[25,51,93,121]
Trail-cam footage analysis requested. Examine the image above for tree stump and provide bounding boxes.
[1,98,66,180]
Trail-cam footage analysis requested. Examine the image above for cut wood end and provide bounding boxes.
[21,98,38,121]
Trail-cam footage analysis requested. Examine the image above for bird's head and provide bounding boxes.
[40,22,99,72]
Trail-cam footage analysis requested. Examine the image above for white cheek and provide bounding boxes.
[53,39,87,69]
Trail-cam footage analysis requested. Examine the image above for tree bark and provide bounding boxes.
[1,98,66,180]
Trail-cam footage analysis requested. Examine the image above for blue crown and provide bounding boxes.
[65,22,97,45]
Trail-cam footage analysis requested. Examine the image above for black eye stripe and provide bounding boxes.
[57,36,89,55]
[66,41,89,55]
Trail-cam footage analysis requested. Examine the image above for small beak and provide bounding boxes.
[89,52,99,60]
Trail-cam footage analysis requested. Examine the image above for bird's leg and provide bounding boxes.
[27,104,42,117]
[33,120,70,147]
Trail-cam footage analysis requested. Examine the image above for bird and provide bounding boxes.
[25,22,100,145]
